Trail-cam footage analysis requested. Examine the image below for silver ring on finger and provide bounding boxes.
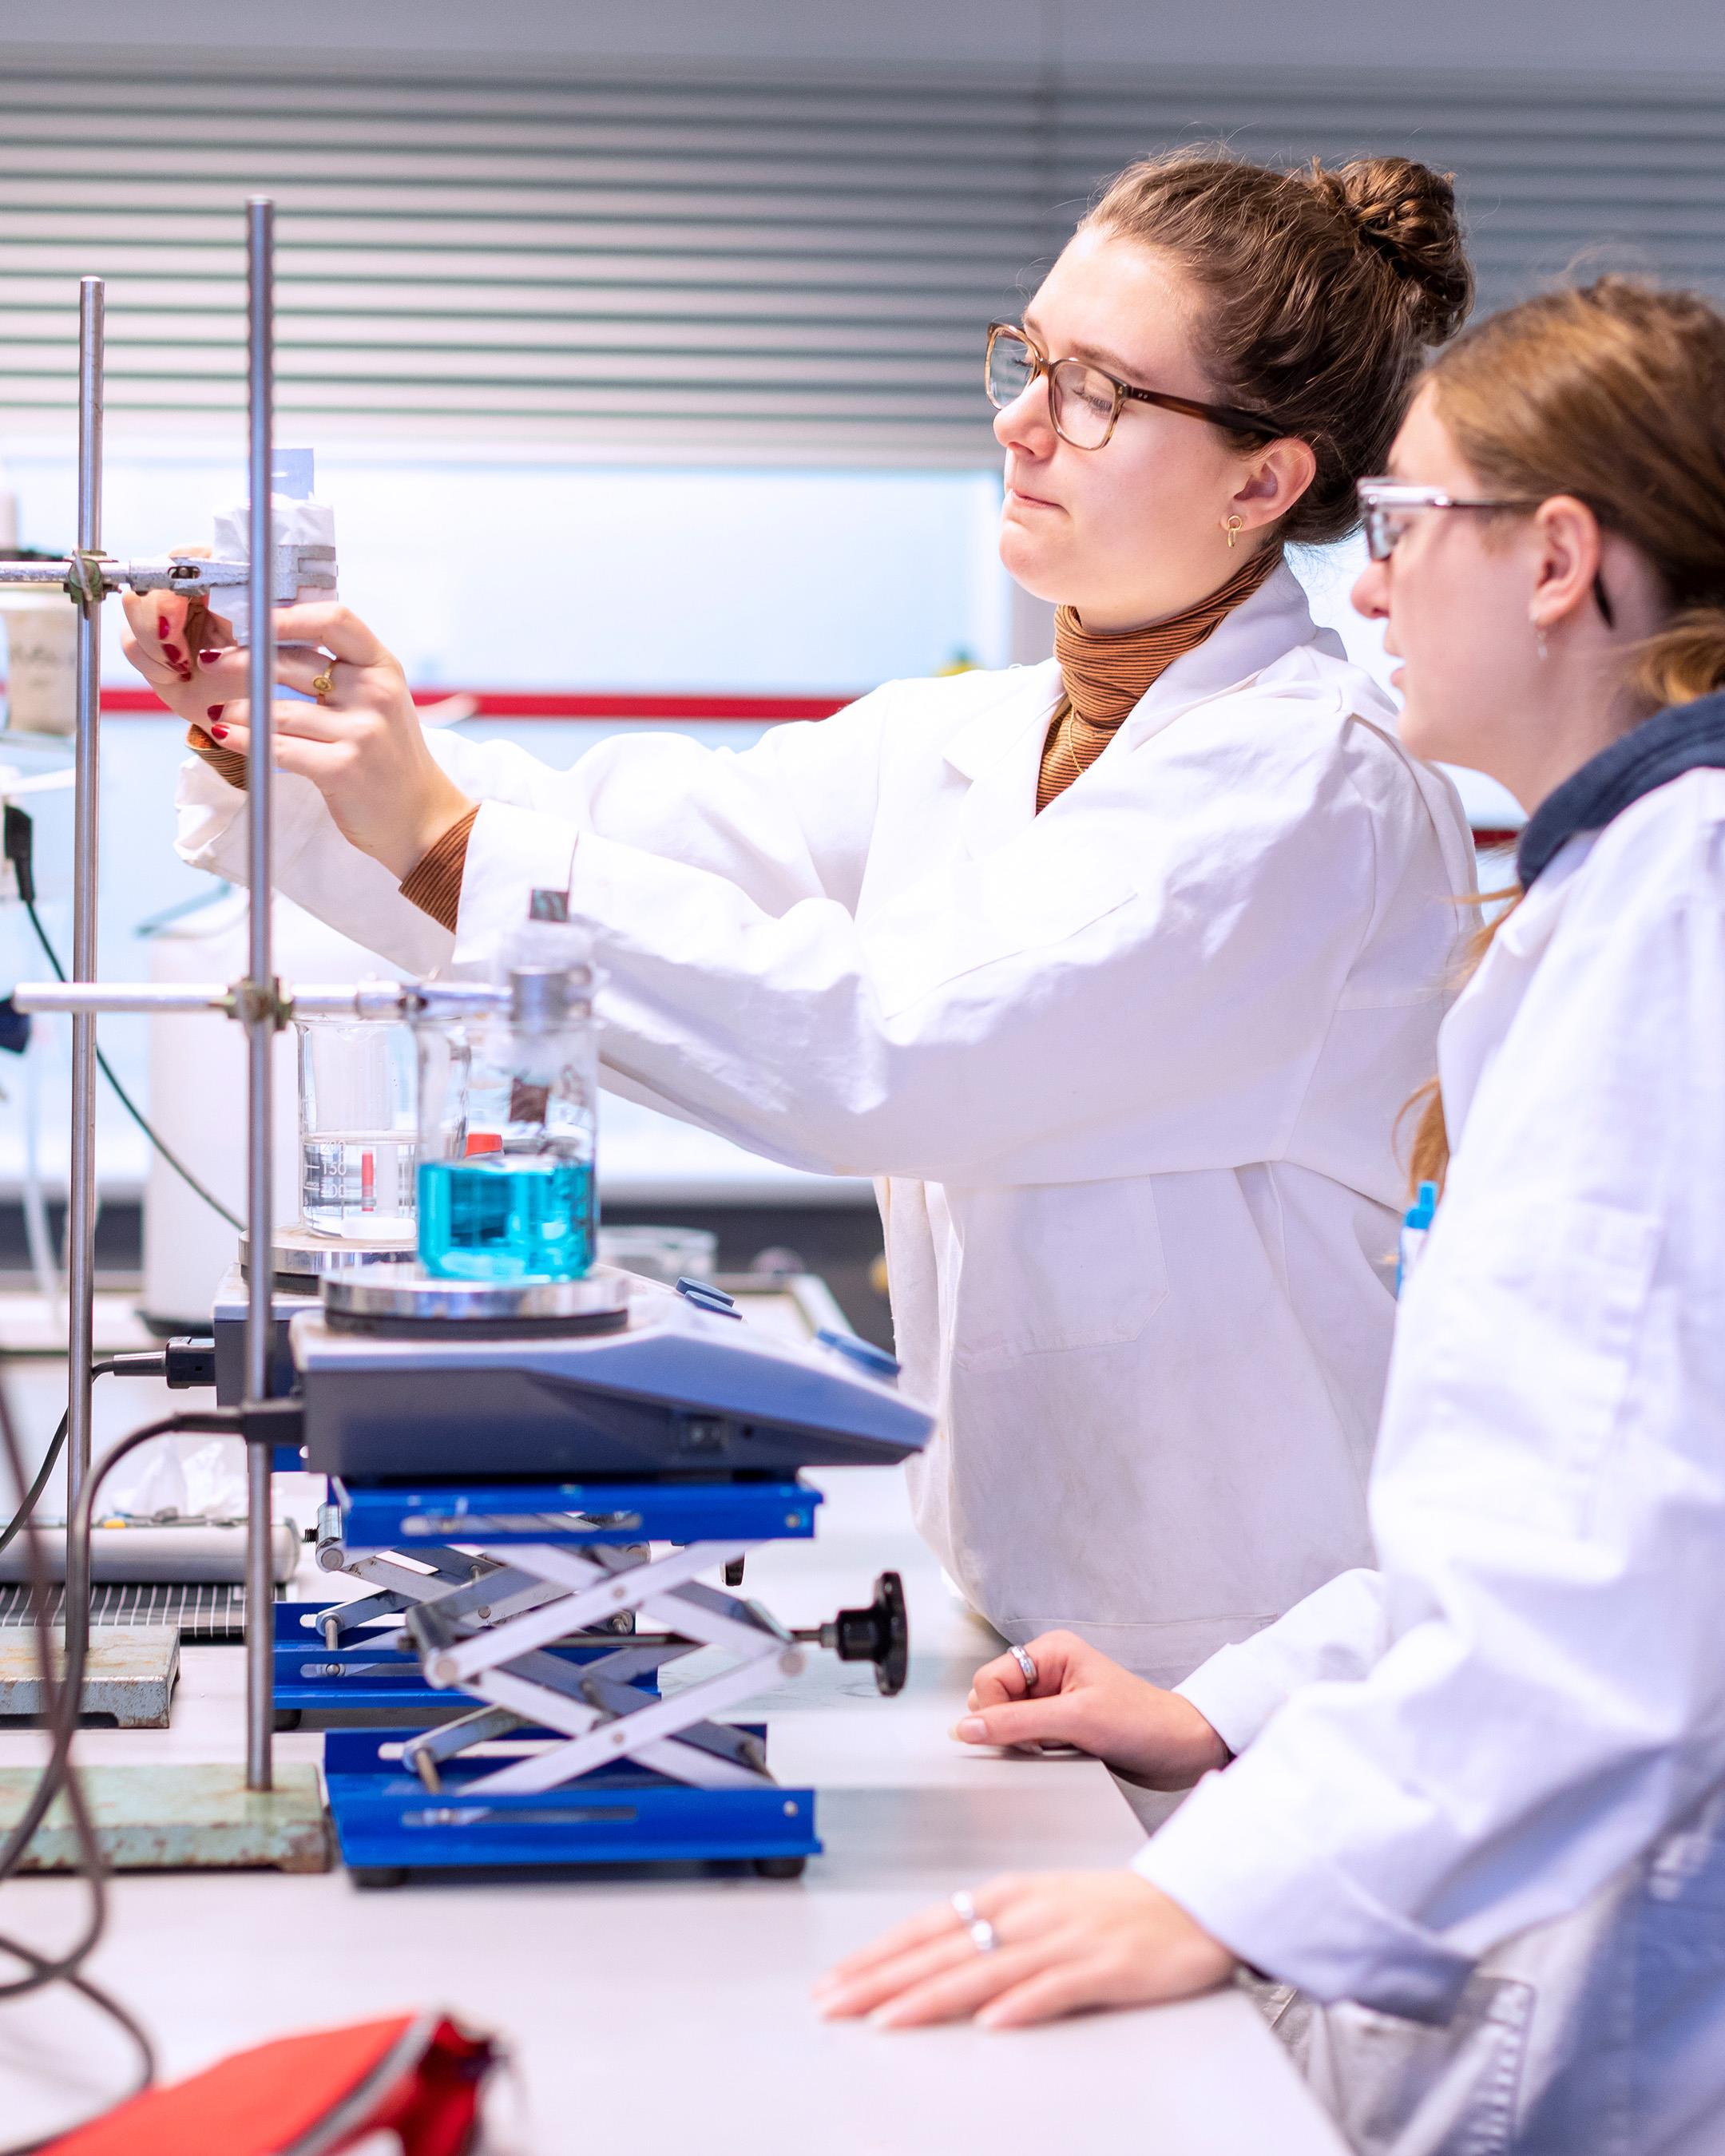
[950,1888,998,1956]
[1009,1643,1038,1689]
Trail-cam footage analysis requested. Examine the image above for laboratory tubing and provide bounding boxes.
[296,1013,418,1241]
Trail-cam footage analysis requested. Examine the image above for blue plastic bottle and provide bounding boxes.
[1396,1179,1438,1297]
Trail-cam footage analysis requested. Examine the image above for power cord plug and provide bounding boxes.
[164,1338,218,1390]
[103,1342,219,1391]
[105,1351,168,1381]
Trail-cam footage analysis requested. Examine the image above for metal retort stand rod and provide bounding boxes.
[63,277,104,1681]
[1,203,284,1792]
[241,196,278,1791]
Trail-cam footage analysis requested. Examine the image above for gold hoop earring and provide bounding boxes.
[1224,515,1244,551]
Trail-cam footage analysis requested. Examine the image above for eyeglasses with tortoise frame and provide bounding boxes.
[984,322,1287,450]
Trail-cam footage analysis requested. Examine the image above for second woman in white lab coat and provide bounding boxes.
[818,278,1725,2154]
[129,150,1474,1685]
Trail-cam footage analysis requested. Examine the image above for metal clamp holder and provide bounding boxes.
[0,545,337,608]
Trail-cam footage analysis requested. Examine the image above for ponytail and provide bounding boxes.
[1632,607,1725,711]
[1397,279,1725,1195]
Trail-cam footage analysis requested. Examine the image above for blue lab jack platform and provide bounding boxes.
[313,1477,851,1885]
[273,1265,929,1885]
[323,1729,819,1885]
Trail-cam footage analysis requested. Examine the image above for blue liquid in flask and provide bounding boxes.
[417,1155,595,1282]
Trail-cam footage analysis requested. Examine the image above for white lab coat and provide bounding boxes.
[176,564,1473,1682]
[1136,770,1725,2150]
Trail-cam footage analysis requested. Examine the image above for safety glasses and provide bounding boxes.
[985,323,1284,450]
[1356,478,1616,627]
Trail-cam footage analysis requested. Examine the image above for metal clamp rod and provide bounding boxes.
[0,549,334,601]
[289,981,418,1021]
[8,979,474,1024]
[10,982,236,1017]
[0,561,98,589]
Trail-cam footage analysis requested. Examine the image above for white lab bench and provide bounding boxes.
[0,1458,1346,2154]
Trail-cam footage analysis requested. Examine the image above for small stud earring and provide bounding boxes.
[1225,514,1244,551]
[1532,616,1549,662]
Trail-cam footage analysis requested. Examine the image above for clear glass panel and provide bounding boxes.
[1049,359,1118,448]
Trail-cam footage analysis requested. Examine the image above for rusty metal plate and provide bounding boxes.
[0,1762,330,1873]
[0,1625,180,1727]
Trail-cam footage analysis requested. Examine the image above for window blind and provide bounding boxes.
[0,59,1718,462]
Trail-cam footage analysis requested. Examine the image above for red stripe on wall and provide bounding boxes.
[64,688,1526,845]
[93,687,855,722]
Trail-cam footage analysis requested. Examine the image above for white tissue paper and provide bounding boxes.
[100,1435,248,1521]
[210,492,337,647]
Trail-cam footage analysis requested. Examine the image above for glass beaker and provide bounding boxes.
[296,1014,418,1241]
[414,944,598,1283]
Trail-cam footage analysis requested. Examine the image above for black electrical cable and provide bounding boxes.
[0,1348,203,1558]
[0,1385,205,2144]
[0,1404,230,1899]
[0,1406,67,1562]
[0,1353,155,1558]
[20,898,243,1234]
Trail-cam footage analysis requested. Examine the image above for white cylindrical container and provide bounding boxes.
[211,447,335,646]
[0,590,79,736]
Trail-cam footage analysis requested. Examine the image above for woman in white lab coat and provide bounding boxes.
[818,277,1725,2154]
[127,151,1475,1686]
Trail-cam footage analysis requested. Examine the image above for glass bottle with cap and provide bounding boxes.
[414,890,598,1282]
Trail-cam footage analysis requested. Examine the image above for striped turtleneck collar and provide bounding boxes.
[1037,545,1282,812]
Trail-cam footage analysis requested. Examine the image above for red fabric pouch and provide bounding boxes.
[43,2010,501,2156]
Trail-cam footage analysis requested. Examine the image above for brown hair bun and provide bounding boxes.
[1083,147,1475,546]
[1314,157,1473,346]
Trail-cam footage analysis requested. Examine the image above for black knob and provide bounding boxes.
[827,1570,909,1697]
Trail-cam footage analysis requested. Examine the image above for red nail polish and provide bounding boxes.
[209,723,229,740]
[157,615,170,641]
[163,644,182,666]
[207,705,224,722]
[198,649,222,666]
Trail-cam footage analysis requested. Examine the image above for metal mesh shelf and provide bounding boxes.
[0,1582,248,1642]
